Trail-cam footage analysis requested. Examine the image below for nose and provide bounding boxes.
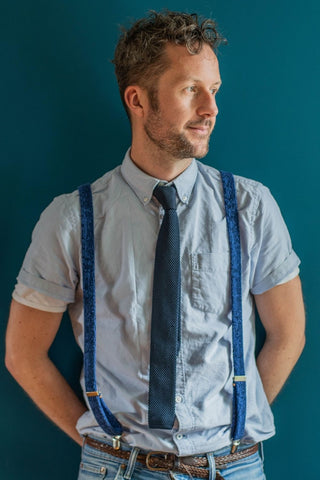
[196,91,219,118]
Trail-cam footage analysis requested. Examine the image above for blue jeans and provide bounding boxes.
[78,438,266,480]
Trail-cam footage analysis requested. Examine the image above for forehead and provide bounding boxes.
[160,43,221,85]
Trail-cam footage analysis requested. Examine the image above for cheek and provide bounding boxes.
[159,94,191,120]
[167,105,191,126]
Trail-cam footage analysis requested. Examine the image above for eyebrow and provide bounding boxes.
[177,77,222,87]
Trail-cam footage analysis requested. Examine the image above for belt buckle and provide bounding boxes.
[146,451,175,472]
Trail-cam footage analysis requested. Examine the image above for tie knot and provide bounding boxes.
[153,185,177,210]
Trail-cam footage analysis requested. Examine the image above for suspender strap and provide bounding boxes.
[78,183,123,436]
[220,171,247,449]
[78,175,246,443]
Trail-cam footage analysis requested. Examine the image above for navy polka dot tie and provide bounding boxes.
[148,184,181,429]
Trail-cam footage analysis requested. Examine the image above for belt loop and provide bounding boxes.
[259,442,264,463]
[123,447,140,480]
[206,452,216,480]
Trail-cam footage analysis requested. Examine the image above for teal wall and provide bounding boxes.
[1,1,318,478]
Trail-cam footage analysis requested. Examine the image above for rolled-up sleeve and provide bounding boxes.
[250,185,300,295]
[17,193,80,303]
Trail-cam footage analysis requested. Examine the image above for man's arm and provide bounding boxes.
[5,299,88,446]
[254,275,305,404]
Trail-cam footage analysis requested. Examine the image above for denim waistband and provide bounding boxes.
[84,434,258,458]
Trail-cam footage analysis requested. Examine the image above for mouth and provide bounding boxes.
[186,120,212,136]
[187,125,211,136]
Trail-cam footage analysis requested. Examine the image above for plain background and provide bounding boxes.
[1,1,319,478]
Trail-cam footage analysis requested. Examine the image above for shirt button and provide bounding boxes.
[143,197,148,203]
[100,467,106,474]
[175,395,183,403]
[176,434,184,440]
[182,195,188,202]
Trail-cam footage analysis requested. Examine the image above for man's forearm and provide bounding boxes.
[254,276,305,404]
[6,353,87,446]
[6,300,88,446]
[256,333,305,404]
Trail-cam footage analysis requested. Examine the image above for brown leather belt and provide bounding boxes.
[84,437,259,479]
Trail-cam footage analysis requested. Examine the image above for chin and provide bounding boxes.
[185,134,210,158]
[194,150,209,160]
[192,143,210,159]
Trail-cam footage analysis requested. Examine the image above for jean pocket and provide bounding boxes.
[220,451,265,479]
[190,252,230,313]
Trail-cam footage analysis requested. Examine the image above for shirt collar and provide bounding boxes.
[120,148,198,206]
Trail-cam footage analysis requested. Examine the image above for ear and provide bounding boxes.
[124,85,147,118]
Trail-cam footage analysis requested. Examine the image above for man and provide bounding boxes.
[5,10,305,480]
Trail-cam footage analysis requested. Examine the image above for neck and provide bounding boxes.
[130,137,193,182]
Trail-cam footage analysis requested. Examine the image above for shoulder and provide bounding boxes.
[40,165,124,228]
[196,161,273,217]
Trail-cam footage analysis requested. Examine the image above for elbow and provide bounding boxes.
[264,327,306,363]
[289,329,306,363]
[289,329,306,360]
[5,338,31,382]
[5,336,49,382]
[298,332,306,357]
[5,342,21,379]
[294,319,306,359]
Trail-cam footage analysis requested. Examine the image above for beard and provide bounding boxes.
[144,108,212,160]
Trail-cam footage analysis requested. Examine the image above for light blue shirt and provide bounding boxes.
[16,150,300,455]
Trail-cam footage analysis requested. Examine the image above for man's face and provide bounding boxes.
[143,43,221,160]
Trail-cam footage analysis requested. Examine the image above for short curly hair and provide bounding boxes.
[112,10,226,116]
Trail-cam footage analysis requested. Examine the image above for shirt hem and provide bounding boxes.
[251,250,300,295]
[12,291,67,313]
[17,270,75,303]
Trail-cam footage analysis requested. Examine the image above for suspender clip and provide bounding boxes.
[231,440,241,453]
[112,435,122,450]
[86,391,102,398]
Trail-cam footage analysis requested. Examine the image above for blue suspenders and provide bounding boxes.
[220,171,247,452]
[78,184,123,440]
[78,171,246,451]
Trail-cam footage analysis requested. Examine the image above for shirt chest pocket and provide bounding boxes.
[190,252,231,313]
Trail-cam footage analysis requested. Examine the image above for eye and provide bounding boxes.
[185,85,197,93]
[210,88,219,95]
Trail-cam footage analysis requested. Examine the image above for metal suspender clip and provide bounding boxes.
[112,435,122,450]
[231,440,241,453]
[86,391,102,398]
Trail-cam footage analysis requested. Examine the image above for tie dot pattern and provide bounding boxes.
[148,185,181,429]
